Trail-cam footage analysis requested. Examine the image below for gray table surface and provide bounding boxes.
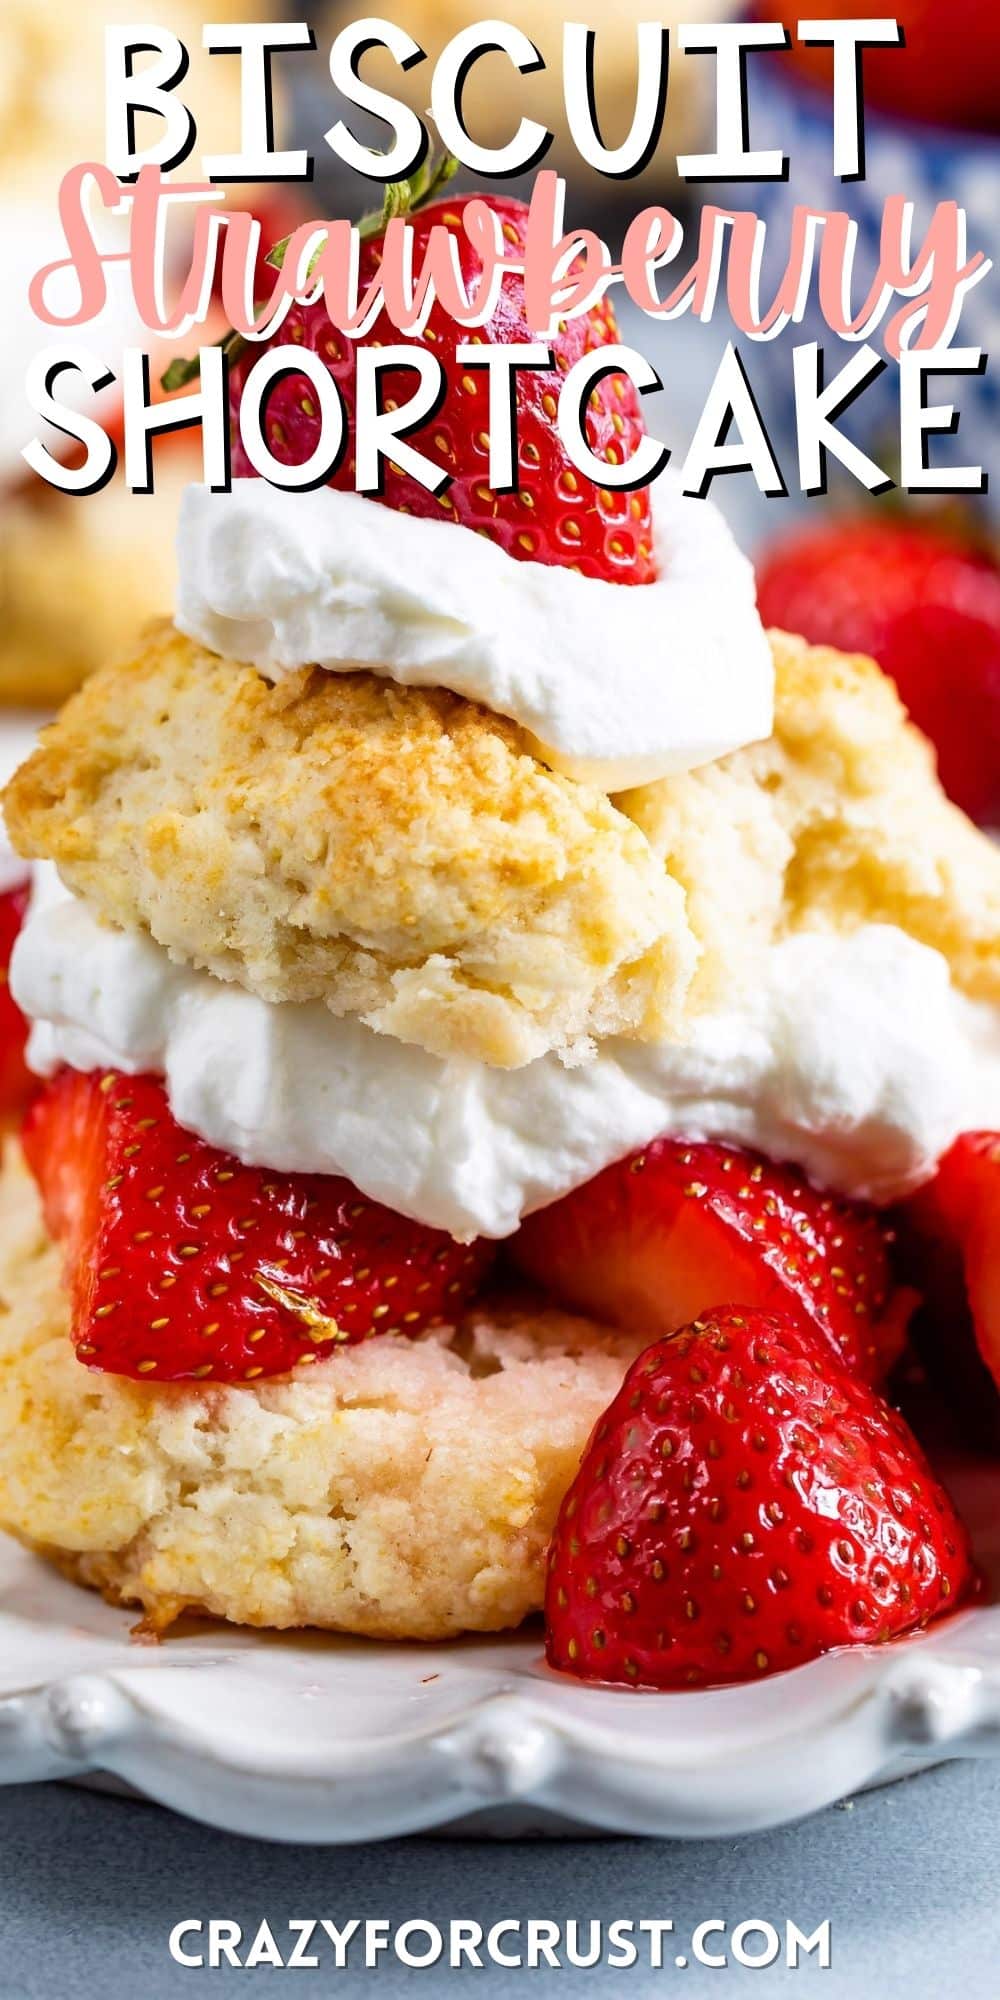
[1,1759,997,1998]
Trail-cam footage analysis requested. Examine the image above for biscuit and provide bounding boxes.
[0,1149,643,1638]
[621,629,1000,1009]
[0,473,188,707]
[4,622,697,1067]
[1,0,273,184]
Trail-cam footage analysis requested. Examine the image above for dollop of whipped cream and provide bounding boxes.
[175,478,774,790]
[16,872,1000,1241]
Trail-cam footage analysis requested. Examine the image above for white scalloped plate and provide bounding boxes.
[2,1438,1000,1842]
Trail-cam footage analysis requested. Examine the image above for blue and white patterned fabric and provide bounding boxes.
[716,62,998,522]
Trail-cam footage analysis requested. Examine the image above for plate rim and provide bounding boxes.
[5,1580,1000,1842]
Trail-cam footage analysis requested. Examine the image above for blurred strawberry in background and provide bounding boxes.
[758,0,1000,134]
[756,519,1000,827]
[0,882,31,1117]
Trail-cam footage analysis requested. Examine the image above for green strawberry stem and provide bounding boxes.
[160,147,458,393]
[267,146,458,271]
[161,328,247,393]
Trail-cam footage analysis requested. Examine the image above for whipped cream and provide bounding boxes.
[16,873,1000,1240]
[175,479,774,790]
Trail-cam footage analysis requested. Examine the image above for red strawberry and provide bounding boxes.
[22,1069,493,1383]
[756,520,1000,825]
[226,191,658,586]
[545,1307,973,1689]
[761,0,999,134]
[0,881,32,1115]
[897,1134,1000,1412]
[512,1138,913,1385]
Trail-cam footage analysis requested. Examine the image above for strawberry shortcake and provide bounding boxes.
[0,181,997,1680]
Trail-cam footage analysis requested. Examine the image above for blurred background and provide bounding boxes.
[1,0,997,821]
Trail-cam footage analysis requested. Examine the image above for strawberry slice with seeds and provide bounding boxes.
[23,1070,493,1382]
[513,1138,913,1384]
[545,1306,973,1690]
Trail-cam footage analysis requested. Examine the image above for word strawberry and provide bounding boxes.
[513,1138,912,1385]
[23,1070,493,1383]
[897,1134,1000,1403]
[756,519,1000,825]
[545,1307,973,1689]
[0,882,31,1114]
[223,183,658,586]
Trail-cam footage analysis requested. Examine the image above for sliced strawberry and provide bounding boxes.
[545,1307,974,1690]
[0,881,32,1115]
[226,191,658,587]
[512,1138,913,1385]
[897,1134,1000,1417]
[23,1070,493,1382]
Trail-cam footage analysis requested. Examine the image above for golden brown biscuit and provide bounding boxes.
[5,622,696,1066]
[621,629,1000,1010]
[0,1148,642,1638]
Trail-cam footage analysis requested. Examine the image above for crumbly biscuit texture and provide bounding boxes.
[7,624,998,1062]
[4,622,696,1067]
[0,1148,644,1638]
[622,630,1000,1009]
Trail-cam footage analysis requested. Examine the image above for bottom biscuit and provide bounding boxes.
[0,1146,644,1639]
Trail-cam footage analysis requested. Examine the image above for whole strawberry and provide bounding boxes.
[226,188,657,586]
[23,1070,493,1382]
[756,519,1000,825]
[513,1137,912,1386]
[545,1307,973,1690]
